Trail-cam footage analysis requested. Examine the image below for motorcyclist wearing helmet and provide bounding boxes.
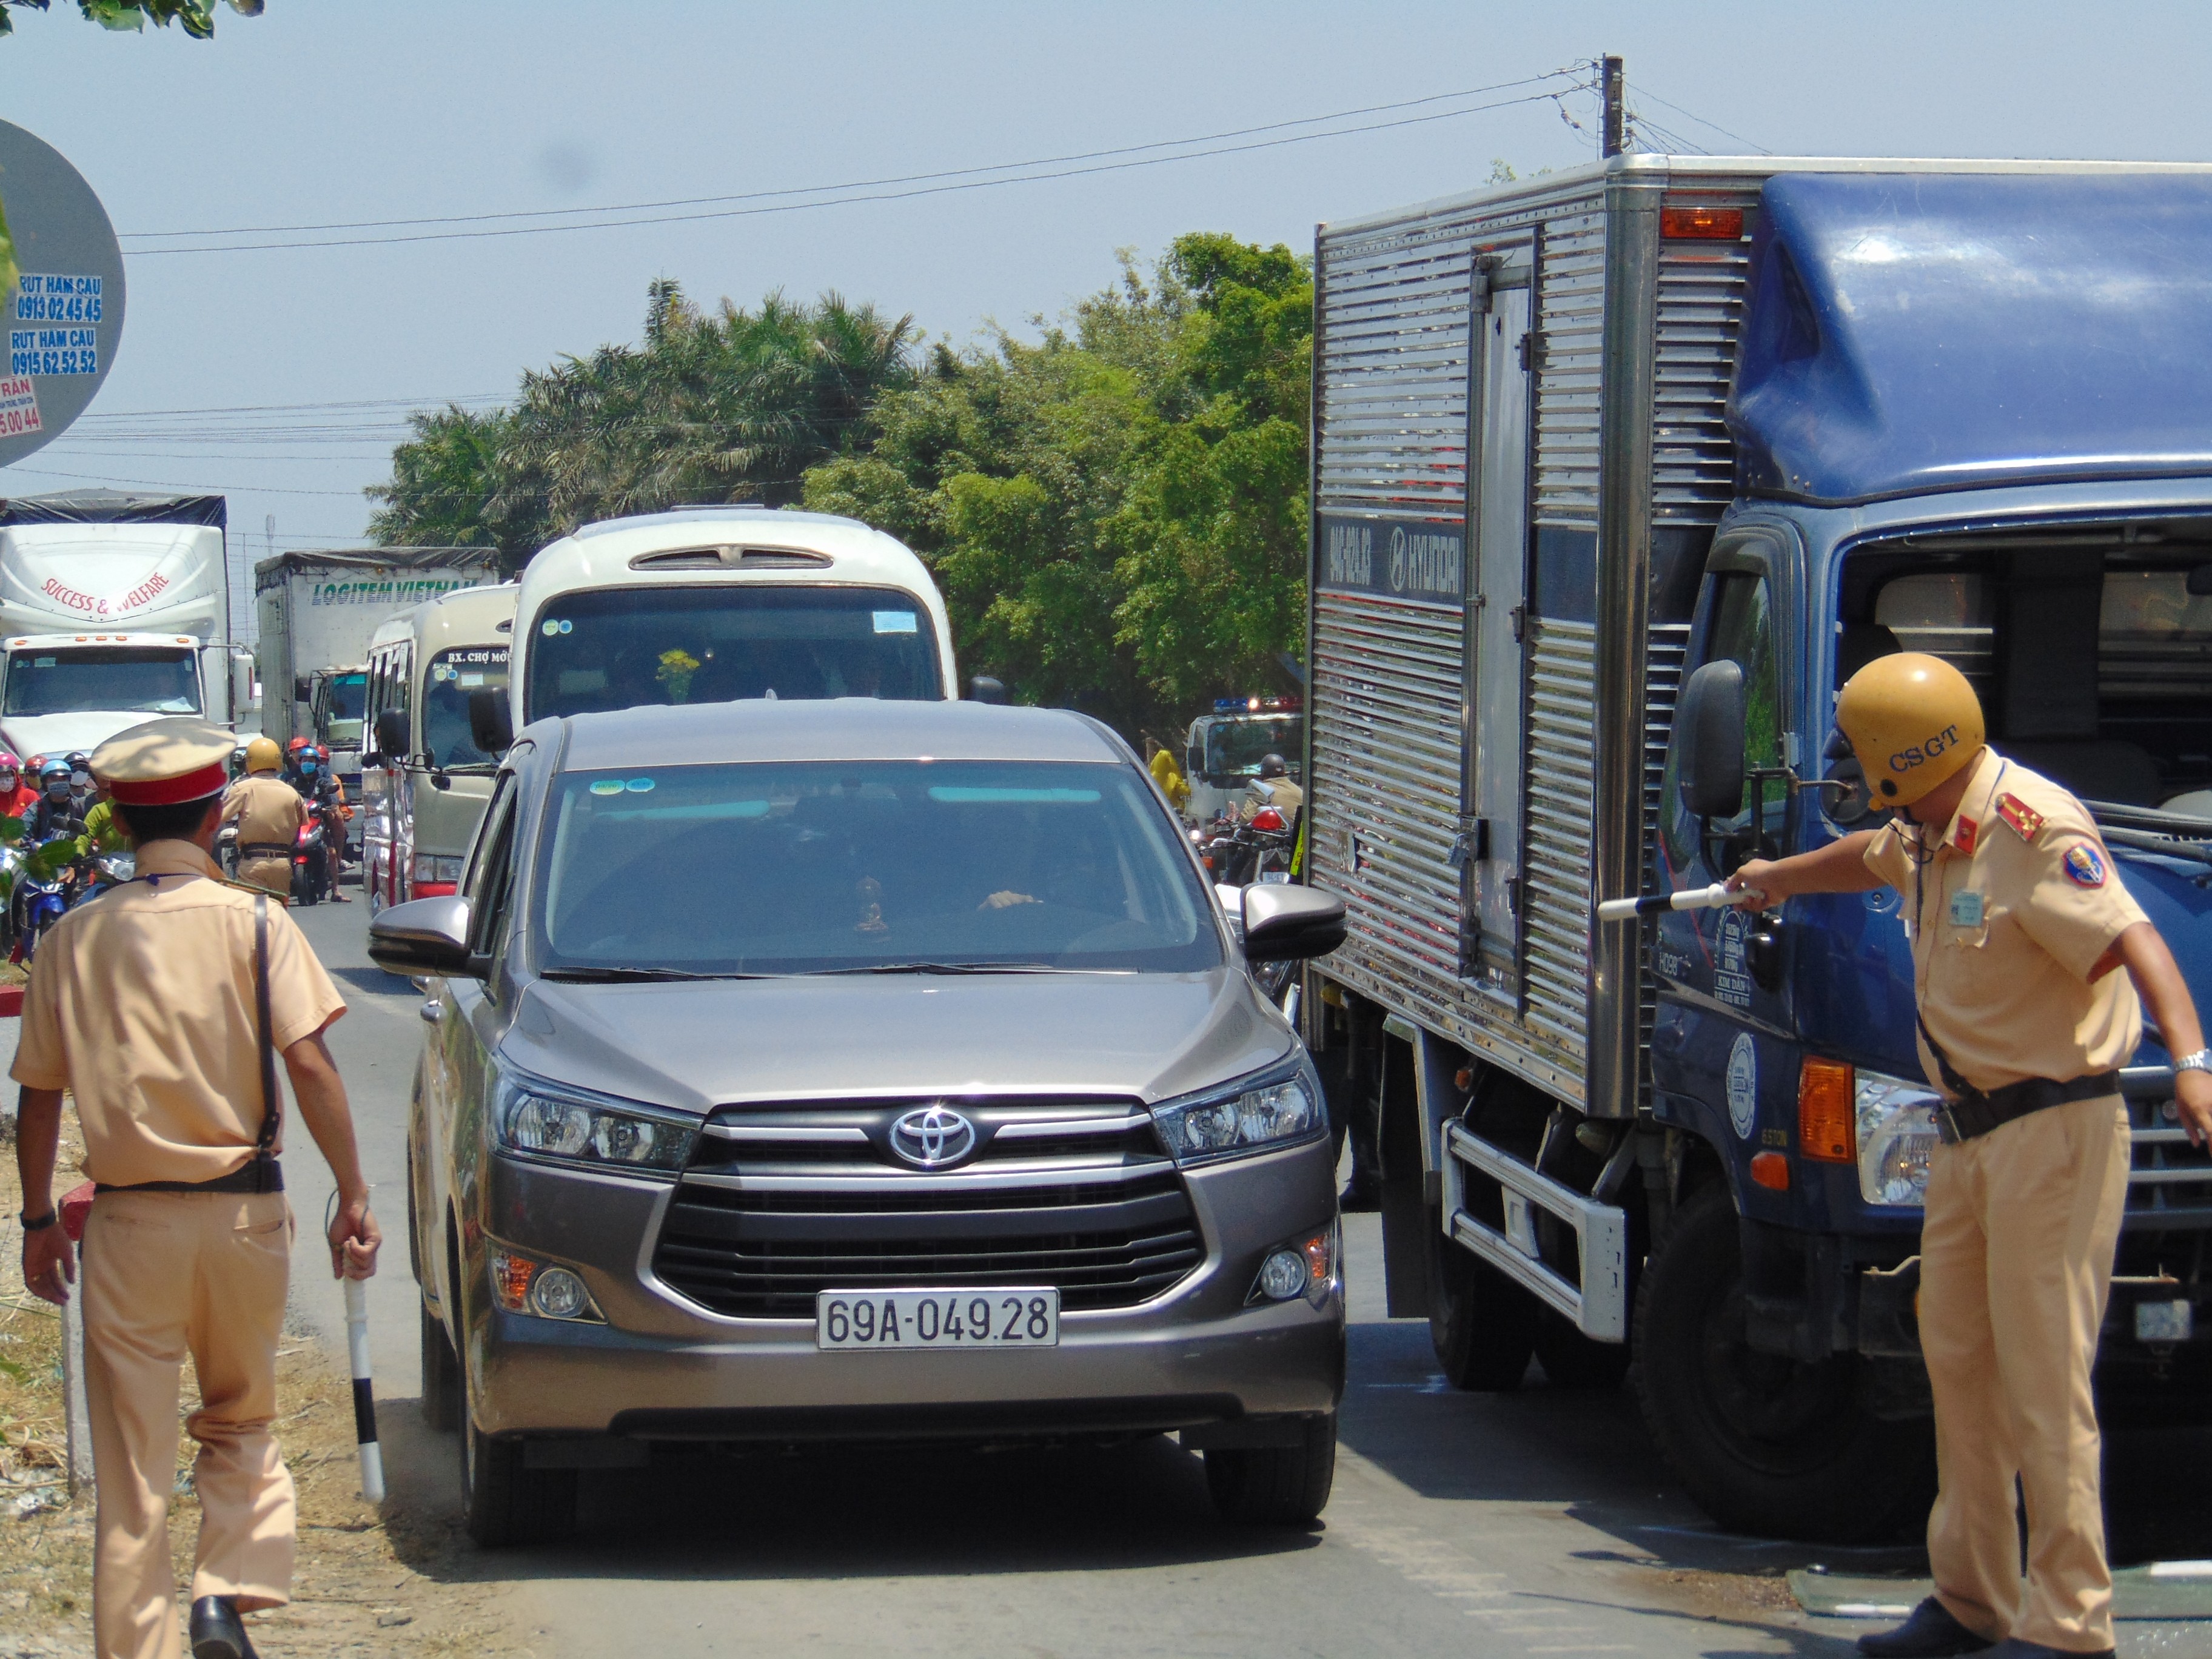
[219,736,307,897]
[1242,752,1303,821]
[29,758,87,844]
[1729,652,2211,1659]
[64,751,98,817]
[0,751,36,825]
[287,741,353,902]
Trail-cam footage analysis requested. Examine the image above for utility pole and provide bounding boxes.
[1600,54,1625,158]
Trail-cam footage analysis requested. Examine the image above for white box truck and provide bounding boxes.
[0,489,253,764]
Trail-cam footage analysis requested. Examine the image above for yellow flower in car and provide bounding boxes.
[655,648,702,702]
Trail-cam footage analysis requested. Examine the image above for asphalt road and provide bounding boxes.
[274,896,2212,1659]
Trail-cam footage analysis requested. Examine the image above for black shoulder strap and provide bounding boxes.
[252,894,283,1190]
[1915,1010,1977,1100]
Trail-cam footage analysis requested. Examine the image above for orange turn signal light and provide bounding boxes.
[1798,1057,1856,1163]
[489,1250,538,1313]
[1749,1151,1790,1191]
[1660,204,1745,241]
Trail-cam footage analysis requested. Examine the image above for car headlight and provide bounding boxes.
[1857,1070,1943,1207]
[1152,1056,1326,1164]
[492,1066,697,1176]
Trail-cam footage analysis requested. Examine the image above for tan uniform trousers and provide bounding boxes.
[1920,1094,2130,1654]
[234,856,290,898]
[82,1190,297,1659]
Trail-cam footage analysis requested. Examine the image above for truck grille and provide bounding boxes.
[651,1100,1204,1318]
[2123,1074,2212,1232]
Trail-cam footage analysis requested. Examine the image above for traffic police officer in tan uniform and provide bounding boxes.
[1732,654,2212,1659]
[10,717,382,1659]
[220,737,307,899]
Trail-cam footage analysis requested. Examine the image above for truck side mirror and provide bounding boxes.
[468,689,513,756]
[374,708,411,763]
[292,674,312,703]
[1677,659,1749,819]
[968,674,1007,705]
[1185,744,1205,780]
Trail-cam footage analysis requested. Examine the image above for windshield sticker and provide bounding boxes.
[626,777,655,794]
[873,611,919,634]
[927,786,1102,804]
[589,780,625,796]
[540,618,573,637]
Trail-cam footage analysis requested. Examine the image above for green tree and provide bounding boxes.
[0,0,261,38]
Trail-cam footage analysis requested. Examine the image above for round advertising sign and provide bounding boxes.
[0,119,124,468]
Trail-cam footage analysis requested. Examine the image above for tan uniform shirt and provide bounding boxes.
[10,840,346,1187]
[1863,746,2147,1096]
[1244,778,1303,819]
[221,774,308,855]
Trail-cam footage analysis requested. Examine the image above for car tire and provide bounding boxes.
[1427,1208,1537,1391]
[1631,1182,1933,1543]
[1204,1412,1336,1525]
[1532,1310,1631,1390]
[457,1329,575,1547]
[420,1298,461,1433]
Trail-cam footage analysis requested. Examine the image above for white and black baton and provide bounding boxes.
[1595,881,1760,925]
[344,1276,386,1504]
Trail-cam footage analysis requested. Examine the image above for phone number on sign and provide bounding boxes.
[9,345,97,377]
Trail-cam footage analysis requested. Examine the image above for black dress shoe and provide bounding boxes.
[190,1596,259,1659]
[1857,1597,1993,1657]
[1982,1641,2113,1659]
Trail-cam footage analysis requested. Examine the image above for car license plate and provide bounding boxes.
[816,1288,1060,1350]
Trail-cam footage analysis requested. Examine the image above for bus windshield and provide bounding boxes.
[3,647,199,717]
[523,585,940,722]
[422,646,510,768]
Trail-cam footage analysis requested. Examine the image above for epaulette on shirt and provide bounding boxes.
[1995,793,2045,842]
[215,876,290,905]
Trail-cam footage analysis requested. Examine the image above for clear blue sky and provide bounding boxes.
[0,0,2205,563]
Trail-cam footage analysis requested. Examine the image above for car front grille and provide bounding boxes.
[651,1098,1204,1318]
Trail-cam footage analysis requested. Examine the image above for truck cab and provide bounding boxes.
[0,630,235,762]
[1181,699,1305,825]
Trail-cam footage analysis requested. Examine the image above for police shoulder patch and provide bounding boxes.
[1995,793,2045,842]
[2062,842,2108,889]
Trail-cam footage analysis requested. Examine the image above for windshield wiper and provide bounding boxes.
[803,960,1068,976]
[538,966,775,983]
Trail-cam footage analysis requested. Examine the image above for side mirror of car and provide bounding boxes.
[1677,659,1749,819]
[1241,884,1347,962]
[968,675,1007,705]
[373,708,411,765]
[367,896,478,978]
[468,689,514,756]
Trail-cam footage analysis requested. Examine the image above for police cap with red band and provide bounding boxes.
[89,718,236,808]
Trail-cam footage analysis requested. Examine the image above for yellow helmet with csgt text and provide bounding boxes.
[1835,652,1985,808]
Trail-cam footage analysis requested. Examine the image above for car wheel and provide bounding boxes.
[1631,1182,1932,1543]
[457,1325,575,1547]
[1427,1207,1537,1391]
[1204,1412,1336,1525]
[420,1298,461,1433]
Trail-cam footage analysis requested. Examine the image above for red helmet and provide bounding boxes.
[0,751,18,774]
[1250,806,1287,833]
[315,743,331,762]
[287,736,312,754]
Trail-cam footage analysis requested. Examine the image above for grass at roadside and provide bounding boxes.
[0,1113,526,1656]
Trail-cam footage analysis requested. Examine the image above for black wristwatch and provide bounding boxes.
[18,1208,57,1232]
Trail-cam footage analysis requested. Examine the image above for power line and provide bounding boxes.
[122,71,1589,246]
[129,85,1591,257]
[1624,82,1773,156]
[0,462,373,497]
[73,394,504,417]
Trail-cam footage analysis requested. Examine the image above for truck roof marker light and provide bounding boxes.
[1660,204,1744,241]
[1799,1057,1856,1163]
[1749,1151,1790,1191]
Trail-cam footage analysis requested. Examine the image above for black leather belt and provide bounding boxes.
[1934,1072,2120,1145]
[96,1155,283,1195]
[240,842,293,860]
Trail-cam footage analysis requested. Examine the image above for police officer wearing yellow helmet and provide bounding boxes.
[12,718,381,1659]
[1731,654,2212,1659]
[220,737,307,899]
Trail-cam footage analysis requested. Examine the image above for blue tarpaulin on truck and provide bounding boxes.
[1728,172,2212,506]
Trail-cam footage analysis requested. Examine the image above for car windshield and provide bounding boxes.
[524,585,940,722]
[422,646,510,768]
[1206,716,1303,780]
[2,647,199,717]
[534,759,1219,975]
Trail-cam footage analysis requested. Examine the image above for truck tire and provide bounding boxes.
[1204,1412,1336,1525]
[1533,1309,1631,1390]
[420,1298,461,1433]
[1632,1183,1933,1543]
[1427,1209,1537,1391]
[458,1340,576,1547]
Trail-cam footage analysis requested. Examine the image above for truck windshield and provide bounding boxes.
[2,647,198,717]
[326,673,366,723]
[523,585,940,722]
[1205,716,1304,780]
[422,647,510,768]
[535,759,1218,976]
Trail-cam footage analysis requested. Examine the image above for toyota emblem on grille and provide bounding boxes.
[890,1105,977,1168]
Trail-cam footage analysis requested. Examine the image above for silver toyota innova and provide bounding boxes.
[370,699,1348,1545]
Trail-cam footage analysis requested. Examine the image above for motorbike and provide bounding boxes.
[291,817,330,906]
[1195,806,1295,888]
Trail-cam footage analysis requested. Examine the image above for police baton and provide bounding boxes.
[343,1276,386,1504]
[1595,882,1759,925]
